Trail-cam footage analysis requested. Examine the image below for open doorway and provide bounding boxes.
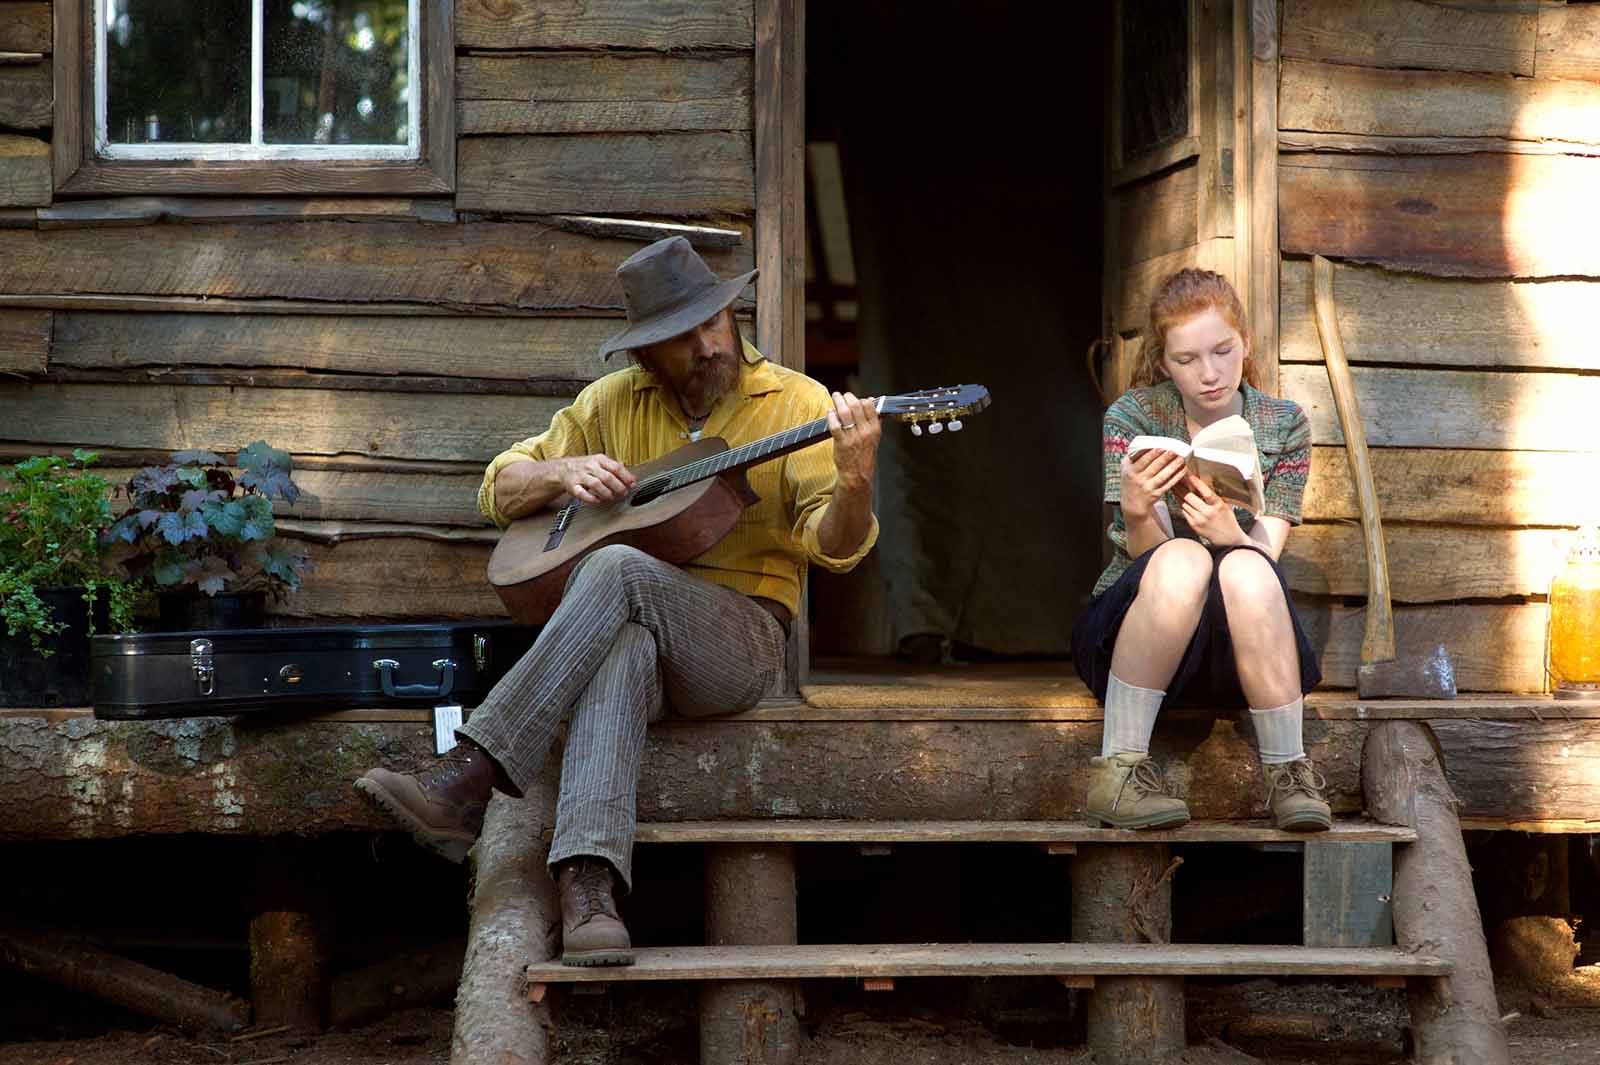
[805,1,1111,669]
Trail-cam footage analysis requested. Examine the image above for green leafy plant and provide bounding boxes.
[0,450,143,652]
[107,442,311,601]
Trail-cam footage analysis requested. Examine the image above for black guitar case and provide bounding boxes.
[90,620,539,720]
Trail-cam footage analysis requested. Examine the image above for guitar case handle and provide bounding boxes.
[373,658,457,699]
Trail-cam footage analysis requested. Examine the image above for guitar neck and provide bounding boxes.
[657,417,833,493]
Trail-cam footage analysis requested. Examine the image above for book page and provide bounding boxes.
[1127,434,1192,459]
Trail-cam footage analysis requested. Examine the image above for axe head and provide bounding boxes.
[1358,643,1458,700]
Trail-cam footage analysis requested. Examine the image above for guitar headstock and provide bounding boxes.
[878,384,991,436]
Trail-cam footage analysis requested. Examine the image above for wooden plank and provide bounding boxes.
[1110,136,1200,190]
[1283,524,1565,603]
[0,133,48,207]
[1435,718,1600,826]
[0,383,564,462]
[1280,259,1600,371]
[1281,363,1600,451]
[0,3,51,53]
[1117,162,1199,266]
[1280,57,1600,145]
[1248,0,1279,396]
[1536,1,1600,83]
[1279,130,1600,158]
[455,0,754,50]
[456,132,754,217]
[1280,0,1535,76]
[0,60,49,127]
[1304,447,1600,527]
[41,366,582,397]
[634,819,1417,845]
[457,53,752,135]
[523,943,1452,983]
[0,222,755,308]
[50,312,615,382]
[36,198,456,228]
[1280,153,1600,279]
[1300,601,1548,694]
[274,537,501,619]
[541,215,746,250]
[1303,841,1394,948]
[1118,244,1199,332]
[73,460,485,527]
[0,307,47,374]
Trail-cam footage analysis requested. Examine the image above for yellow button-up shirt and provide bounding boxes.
[478,338,878,617]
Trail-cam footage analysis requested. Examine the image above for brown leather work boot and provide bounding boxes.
[557,858,635,967]
[1263,758,1333,832]
[354,743,506,863]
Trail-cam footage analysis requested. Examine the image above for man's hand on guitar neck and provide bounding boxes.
[495,454,637,519]
[816,391,881,559]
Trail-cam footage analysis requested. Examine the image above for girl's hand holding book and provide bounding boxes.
[1120,449,1188,519]
[1180,474,1249,546]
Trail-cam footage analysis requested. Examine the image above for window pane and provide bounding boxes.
[1120,0,1189,158]
[106,0,251,144]
[263,0,411,146]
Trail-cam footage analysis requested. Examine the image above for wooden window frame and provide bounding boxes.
[1109,0,1202,190]
[52,0,454,196]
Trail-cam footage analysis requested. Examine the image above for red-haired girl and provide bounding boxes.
[1072,268,1330,832]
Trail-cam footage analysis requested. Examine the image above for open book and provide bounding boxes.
[1128,414,1265,515]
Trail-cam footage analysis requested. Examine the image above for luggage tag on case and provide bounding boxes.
[432,704,465,756]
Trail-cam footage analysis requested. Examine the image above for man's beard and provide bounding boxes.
[677,347,740,418]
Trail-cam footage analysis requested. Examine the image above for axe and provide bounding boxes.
[1311,255,1456,699]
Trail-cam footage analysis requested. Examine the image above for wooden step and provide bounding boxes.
[523,943,1451,989]
[633,818,1417,845]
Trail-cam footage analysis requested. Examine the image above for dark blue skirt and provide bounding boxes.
[1070,542,1322,711]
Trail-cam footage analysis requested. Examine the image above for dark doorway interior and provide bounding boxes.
[805,0,1111,662]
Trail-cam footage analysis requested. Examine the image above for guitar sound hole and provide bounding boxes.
[631,480,668,507]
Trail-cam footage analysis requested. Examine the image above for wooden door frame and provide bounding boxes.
[754,0,807,689]
[1240,0,1280,396]
[1101,0,1280,398]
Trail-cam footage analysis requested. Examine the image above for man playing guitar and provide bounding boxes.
[356,236,882,967]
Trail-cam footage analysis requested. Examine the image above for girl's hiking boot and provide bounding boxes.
[1083,752,1191,829]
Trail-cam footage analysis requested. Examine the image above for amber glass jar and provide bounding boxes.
[1550,526,1600,701]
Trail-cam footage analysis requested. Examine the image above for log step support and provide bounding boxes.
[700,842,800,1065]
[1364,721,1512,1065]
[1072,843,1185,1065]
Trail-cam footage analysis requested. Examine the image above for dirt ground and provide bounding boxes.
[5,969,1600,1065]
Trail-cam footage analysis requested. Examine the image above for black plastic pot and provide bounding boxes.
[156,590,268,632]
[0,586,110,707]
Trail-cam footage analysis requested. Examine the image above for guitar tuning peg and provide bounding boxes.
[927,420,944,434]
[909,422,923,437]
[948,419,963,432]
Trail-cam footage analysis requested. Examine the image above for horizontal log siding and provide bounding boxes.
[1275,0,1600,692]
[0,0,758,629]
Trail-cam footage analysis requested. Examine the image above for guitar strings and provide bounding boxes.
[556,395,966,516]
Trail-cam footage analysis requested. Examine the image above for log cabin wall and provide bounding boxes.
[1274,0,1600,693]
[0,1,758,624]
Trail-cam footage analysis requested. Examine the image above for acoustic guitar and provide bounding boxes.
[486,384,992,624]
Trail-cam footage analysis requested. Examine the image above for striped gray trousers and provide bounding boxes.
[458,544,786,890]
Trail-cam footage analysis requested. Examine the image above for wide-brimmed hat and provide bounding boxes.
[599,236,758,360]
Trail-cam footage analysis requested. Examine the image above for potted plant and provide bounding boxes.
[106,442,311,631]
[0,450,143,707]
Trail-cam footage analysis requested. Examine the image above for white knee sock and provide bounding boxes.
[1250,697,1306,765]
[1101,673,1165,758]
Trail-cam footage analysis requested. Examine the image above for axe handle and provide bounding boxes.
[1311,255,1396,663]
